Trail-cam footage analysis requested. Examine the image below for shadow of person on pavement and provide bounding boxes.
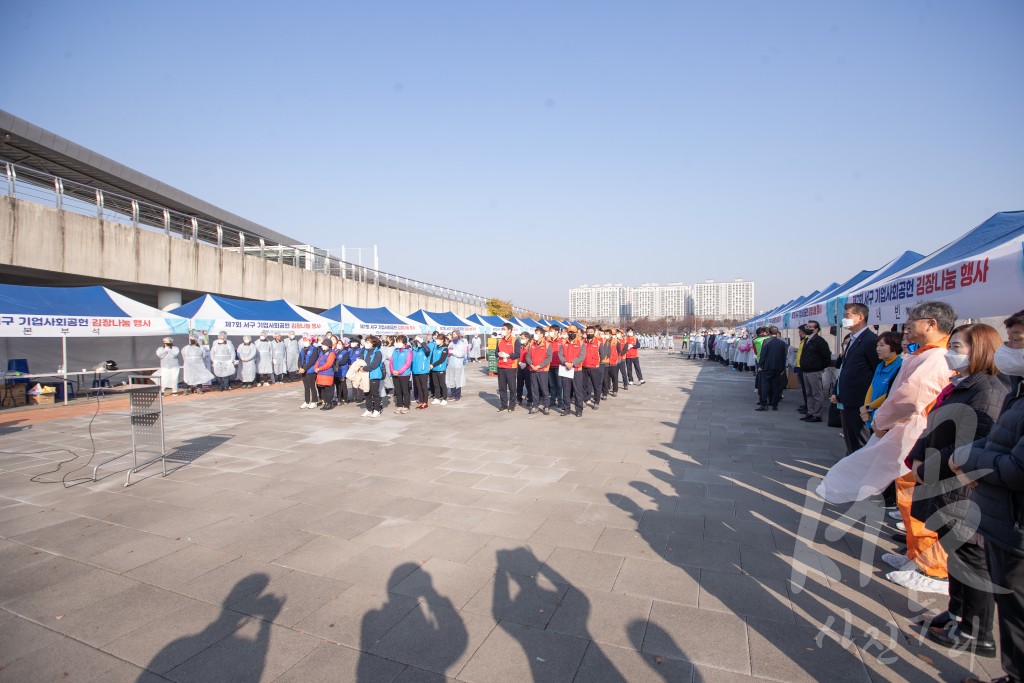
[605,360,982,682]
[358,563,467,681]
[137,573,283,682]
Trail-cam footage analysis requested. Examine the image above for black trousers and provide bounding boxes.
[985,541,1024,679]
[548,367,561,407]
[561,373,585,414]
[758,370,784,407]
[937,535,995,642]
[797,369,807,408]
[317,383,334,404]
[413,373,430,404]
[529,371,549,409]
[302,373,317,403]
[624,357,643,382]
[584,366,604,405]
[516,367,531,403]
[497,367,517,408]
[393,375,411,409]
[619,362,630,389]
[217,375,231,390]
[334,375,347,403]
[840,407,869,454]
[367,379,383,412]
[430,371,447,400]
[602,364,617,395]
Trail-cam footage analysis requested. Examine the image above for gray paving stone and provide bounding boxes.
[326,546,425,589]
[274,641,406,683]
[294,582,419,648]
[642,601,750,674]
[125,544,239,590]
[391,557,495,609]
[463,567,568,629]
[403,527,494,563]
[746,618,868,683]
[698,570,795,624]
[548,585,653,649]
[271,535,370,575]
[368,602,497,676]
[541,547,626,592]
[573,641,692,682]
[593,527,669,561]
[471,510,548,540]
[527,519,606,551]
[662,535,742,574]
[611,557,699,606]
[457,620,589,683]
[231,569,353,627]
[175,556,292,605]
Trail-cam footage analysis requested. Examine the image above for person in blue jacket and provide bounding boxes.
[334,337,355,405]
[428,332,449,406]
[297,336,321,409]
[312,338,337,410]
[359,335,385,417]
[390,335,414,414]
[411,336,432,409]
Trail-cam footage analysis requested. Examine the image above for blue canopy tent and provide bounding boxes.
[321,305,420,336]
[824,250,924,325]
[510,317,542,329]
[171,295,338,336]
[466,314,508,334]
[0,284,190,405]
[844,211,1024,324]
[407,310,481,335]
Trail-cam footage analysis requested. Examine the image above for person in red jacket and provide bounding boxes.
[615,330,630,391]
[525,328,552,415]
[547,326,563,411]
[601,328,618,398]
[495,323,521,412]
[557,325,587,417]
[515,330,532,407]
[581,326,604,410]
[623,327,645,385]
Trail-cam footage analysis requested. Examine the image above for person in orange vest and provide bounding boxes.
[495,323,522,412]
[623,327,645,385]
[615,330,630,391]
[581,325,604,410]
[515,330,533,408]
[601,328,618,398]
[525,328,552,415]
[547,326,563,411]
[557,325,587,417]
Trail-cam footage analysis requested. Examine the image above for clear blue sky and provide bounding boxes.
[4,1,1022,317]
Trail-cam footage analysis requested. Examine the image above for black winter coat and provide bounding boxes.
[799,334,832,373]
[962,382,1024,551]
[908,373,1008,543]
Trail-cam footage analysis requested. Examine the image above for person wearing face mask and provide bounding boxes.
[832,303,881,454]
[236,334,256,388]
[515,331,533,408]
[253,332,273,386]
[557,325,587,417]
[955,310,1024,683]
[298,336,320,408]
[525,328,552,415]
[858,331,905,509]
[581,326,604,410]
[284,331,299,382]
[360,336,385,417]
[411,336,432,409]
[816,301,956,507]
[495,323,520,412]
[446,331,468,402]
[895,324,1008,640]
[210,331,238,390]
[798,321,832,423]
[390,335,413,414]
[427,333,449,406]
[600,329,616,399]
[270,333,287,384]
[615,330,631,391]
[623,328,645,385]
[312,338,337,410]
[181,336,214,394]
[156,337,181,395]
[995,310,1024,405]
[547,327,563,410]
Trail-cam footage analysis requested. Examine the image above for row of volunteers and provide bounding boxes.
[492,323,646,416]
[156,330,303,394]
[790,301,1024,676]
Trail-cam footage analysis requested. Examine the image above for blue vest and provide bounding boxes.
[390,347,413,377]
[412,345,431,375]
[364,348,384,380]
[429,342,448,372]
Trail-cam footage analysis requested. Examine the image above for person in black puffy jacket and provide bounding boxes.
[956,331,1024,683]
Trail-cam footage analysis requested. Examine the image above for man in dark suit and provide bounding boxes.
[834,303,879,453]
[756,326,788,411]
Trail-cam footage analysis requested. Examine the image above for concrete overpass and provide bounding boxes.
[0,110,487,316]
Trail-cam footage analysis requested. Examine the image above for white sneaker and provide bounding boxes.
[638,379,646,385]
[895,521,906,532]
[886,569,949,595]
[370,410,380,418]
[431,398,440,405]
[882,553,915,570]
[300,402,309,409]
[887,510,902,521]
[361,410,372,417]
[440,400,447,406]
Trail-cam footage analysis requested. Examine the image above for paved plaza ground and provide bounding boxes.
[0,352,1006,682]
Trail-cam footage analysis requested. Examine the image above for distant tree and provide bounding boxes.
[486,298,513,318]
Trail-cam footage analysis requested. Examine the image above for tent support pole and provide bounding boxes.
[62,335,68,407]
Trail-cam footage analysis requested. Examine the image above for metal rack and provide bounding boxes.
[92,382,167,487]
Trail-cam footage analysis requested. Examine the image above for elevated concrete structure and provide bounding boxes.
[0,195,483,316]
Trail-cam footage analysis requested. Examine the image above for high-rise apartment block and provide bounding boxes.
[569,279,754,324]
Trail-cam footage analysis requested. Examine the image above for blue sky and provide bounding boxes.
[3,1,1022,316]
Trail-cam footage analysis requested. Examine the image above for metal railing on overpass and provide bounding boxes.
[2,161,487,308]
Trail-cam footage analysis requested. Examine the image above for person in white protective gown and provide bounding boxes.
[156,337,181,394]
[815,302,956,504]
[284,331,299,381]
[181,337,214,394]
[209,331,237,391]
[254,332,274,386]
[270,333,288,384]
[236,335,257,388]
